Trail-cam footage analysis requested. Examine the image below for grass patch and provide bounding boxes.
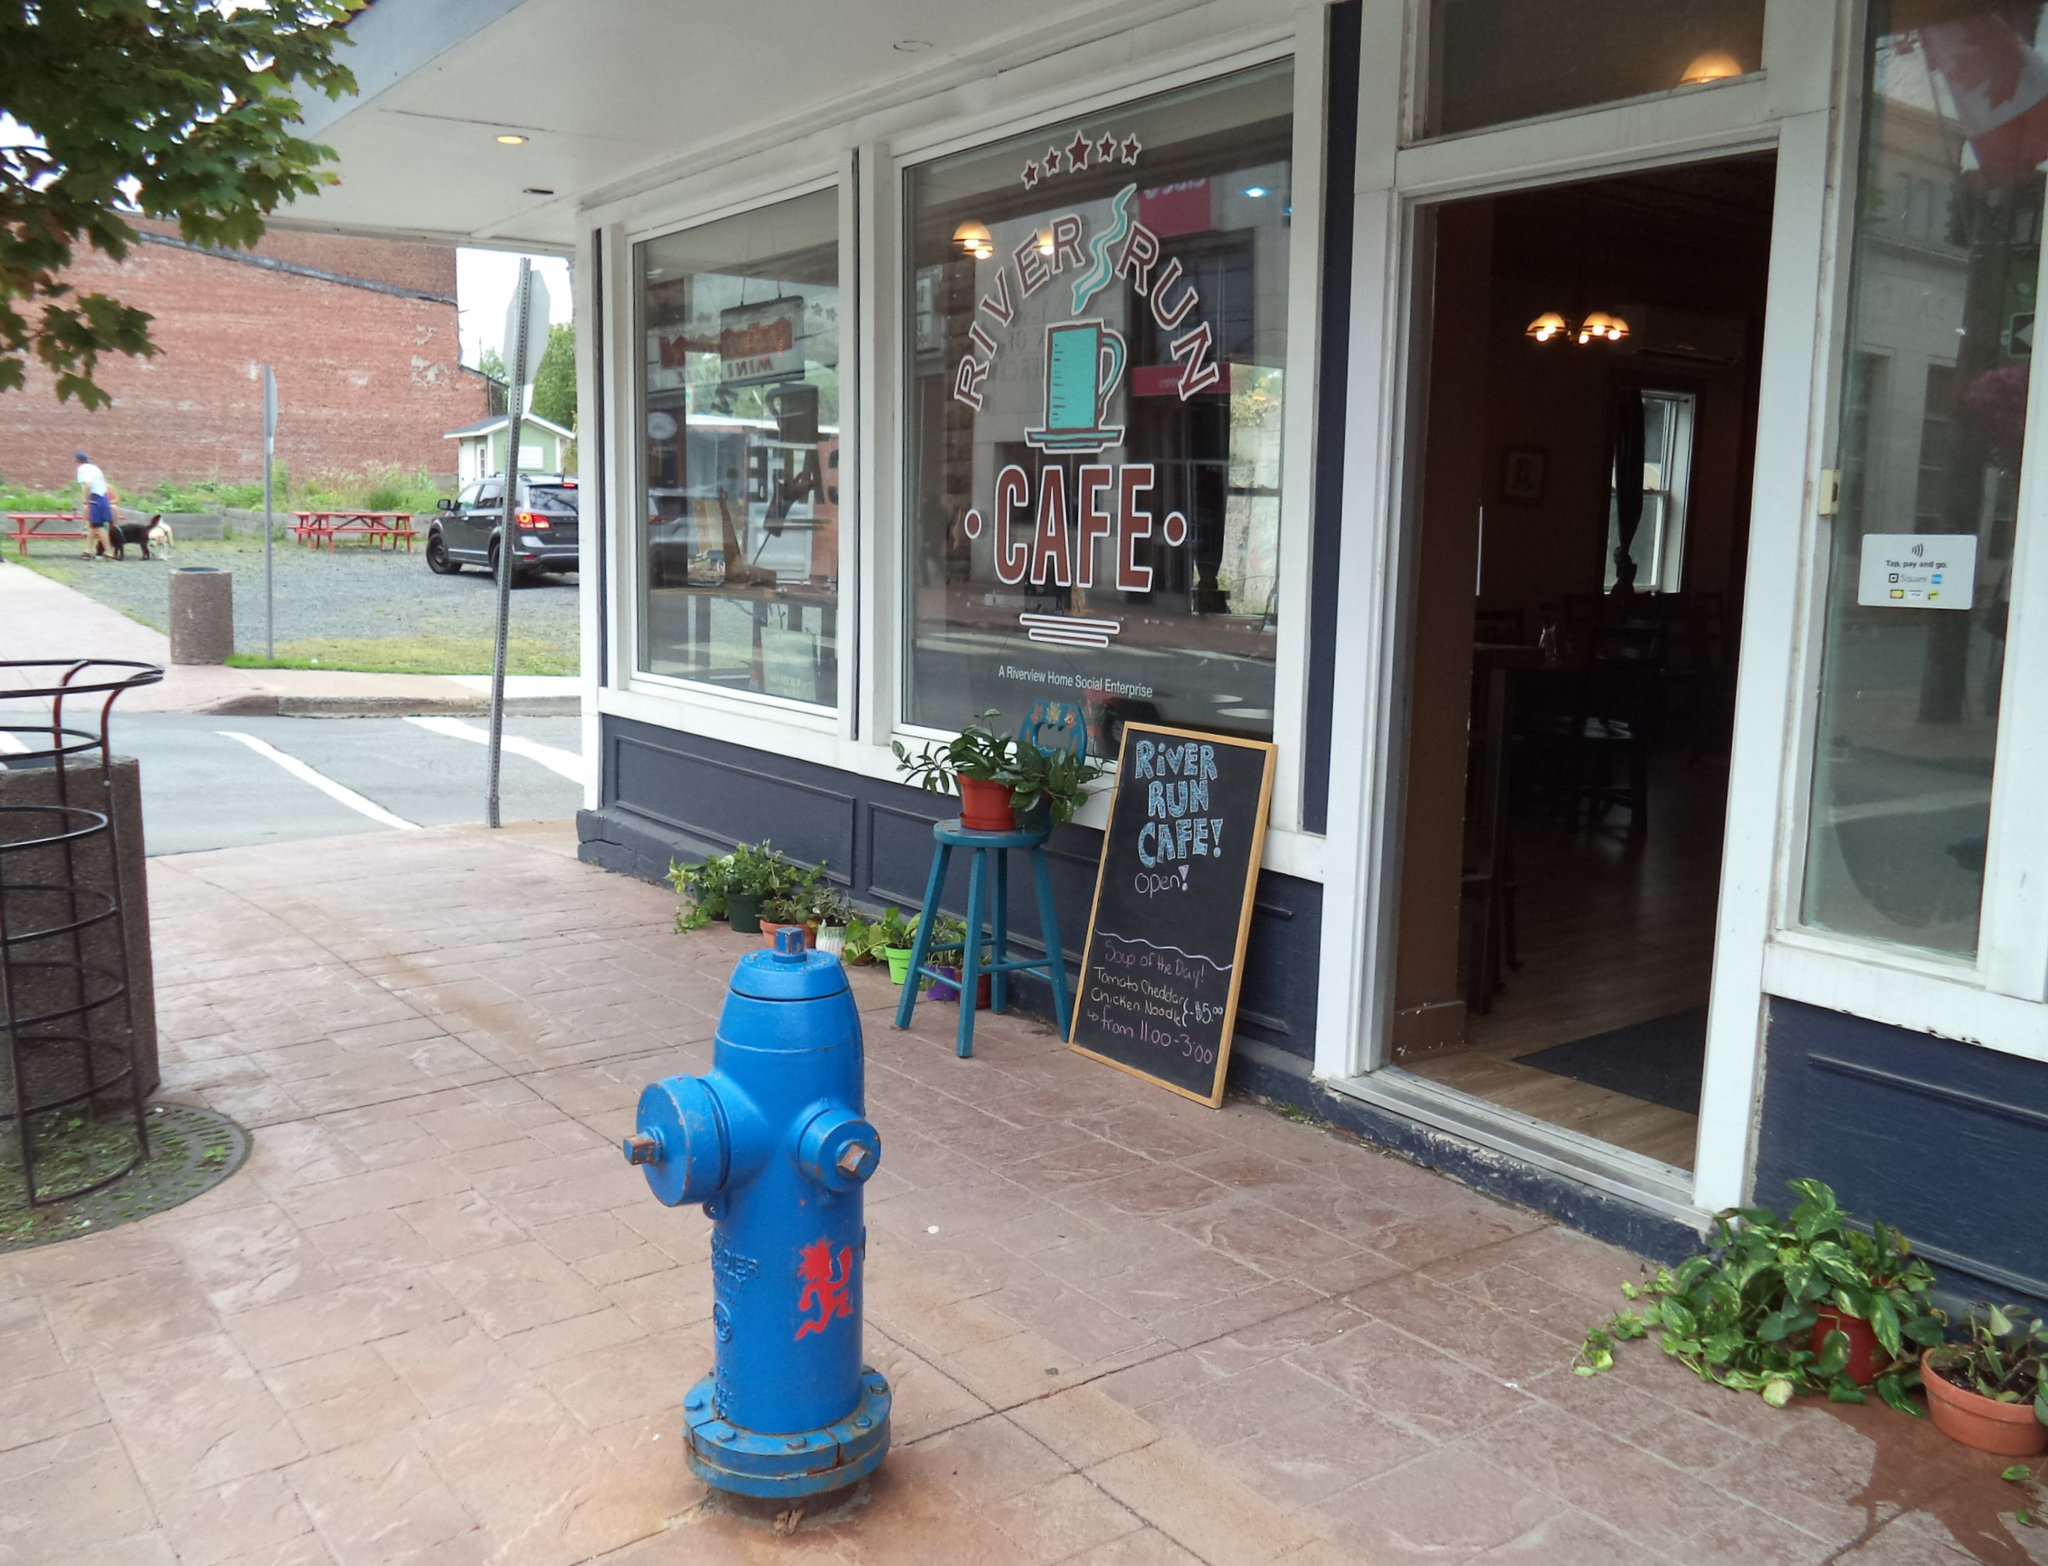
[228,636,576,676]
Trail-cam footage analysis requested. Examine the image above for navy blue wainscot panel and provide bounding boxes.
[580,714,1320,1063]
[1755,997,2048,1311]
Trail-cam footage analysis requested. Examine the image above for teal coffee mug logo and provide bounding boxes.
[1027,319,1126,453]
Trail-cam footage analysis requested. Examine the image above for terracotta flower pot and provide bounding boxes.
[927,965,992,1008]
[1922,1350,2048,1456]
[957,776,1018,832]
[758,920,816,950]
[1813,1309,1886,1387]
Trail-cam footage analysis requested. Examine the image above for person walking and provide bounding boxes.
[75,451,113,557]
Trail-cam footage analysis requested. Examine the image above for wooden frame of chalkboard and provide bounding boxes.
[1066,723,1278,1107]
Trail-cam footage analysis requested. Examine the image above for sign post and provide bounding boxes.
[262,365,277,659]
[488,262,550,829]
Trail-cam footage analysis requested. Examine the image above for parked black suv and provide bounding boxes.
[426,474,580,581]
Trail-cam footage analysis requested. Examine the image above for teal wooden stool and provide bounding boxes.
[893,703,1081,1058]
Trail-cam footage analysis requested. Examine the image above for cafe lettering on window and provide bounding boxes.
[951,143,1229,612]
[905,61,1292,742]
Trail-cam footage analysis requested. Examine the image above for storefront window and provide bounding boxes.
[904,63,1293,751]
[1802,5,2040,957]
[1423,0,1764,139]
[635,190,840,705]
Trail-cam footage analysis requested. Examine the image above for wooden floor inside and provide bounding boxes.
[1405,749,1726,1169]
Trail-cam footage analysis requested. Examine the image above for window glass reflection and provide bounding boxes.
[1802,6,2041,955]
[903,63,1293,751]
[635,190,840,705]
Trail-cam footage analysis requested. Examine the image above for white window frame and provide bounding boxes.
[1604,388,1696,595]
[593,163,859,747]
[1763,0,2048,1047]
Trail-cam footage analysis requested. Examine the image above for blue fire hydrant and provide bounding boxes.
[621,928,891,1499]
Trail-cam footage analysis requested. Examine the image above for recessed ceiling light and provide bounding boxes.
[893,38,931,51]
[1243,185,1268,198]
[495,133,527,146]
[522,187,555,196]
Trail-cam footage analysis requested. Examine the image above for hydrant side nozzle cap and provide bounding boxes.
[729,945,848,1001]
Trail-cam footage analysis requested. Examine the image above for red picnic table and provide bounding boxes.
[7,513,90,557]
[290,510,417,551]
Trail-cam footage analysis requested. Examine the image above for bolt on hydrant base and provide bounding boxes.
[623,928,892,1501]
[682,1368,892,1499]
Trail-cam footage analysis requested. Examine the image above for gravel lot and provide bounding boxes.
[18,534,580,672]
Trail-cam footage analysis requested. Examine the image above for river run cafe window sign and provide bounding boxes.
[905,62,1295,756]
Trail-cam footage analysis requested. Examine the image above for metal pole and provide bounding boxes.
[263,365,276,659]
[488,261,533,830]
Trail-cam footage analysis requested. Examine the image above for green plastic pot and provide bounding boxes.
[727,892,765,933]
[884,945,914,984]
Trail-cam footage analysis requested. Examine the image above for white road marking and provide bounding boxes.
[403,715,584,783]
[216,730,420,831]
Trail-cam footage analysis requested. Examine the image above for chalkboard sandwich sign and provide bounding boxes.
[1067,723,1277,1107]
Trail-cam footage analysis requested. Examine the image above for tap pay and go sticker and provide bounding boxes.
[1856,533,1978,610]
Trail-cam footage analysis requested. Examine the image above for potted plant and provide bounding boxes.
[893,711,1107,832]
[1923,1306,2048,1456]
[719,841,810,934]
[1577,1178,1945,1414]
[758,891,816,948]
[924,914,992,1007]
[839,914,876,965]
[808,887,855,958]
[670,853,735,932]
[873,907,918,984]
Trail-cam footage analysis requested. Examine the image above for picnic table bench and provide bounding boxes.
[7,513,89,557]
[290,511,417,551]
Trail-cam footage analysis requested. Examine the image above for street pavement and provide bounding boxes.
[0,826,2035,1565]
[99,712,586,855]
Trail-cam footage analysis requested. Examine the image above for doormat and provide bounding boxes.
[1515,1007,1707,1115]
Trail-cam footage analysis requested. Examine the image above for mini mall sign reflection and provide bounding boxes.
[1856,533,1978,610]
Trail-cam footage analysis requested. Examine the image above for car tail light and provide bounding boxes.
[517,510,548,530]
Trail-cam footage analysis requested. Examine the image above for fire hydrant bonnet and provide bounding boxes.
[729,940,848,1001]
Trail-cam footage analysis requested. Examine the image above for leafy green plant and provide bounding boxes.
[1926,1306,2048,1427]
[806,886,854,928]
[871,907,917,952]
[1577,1178,1944,1414]
[669,854,734,932]
[892,709,1105,827]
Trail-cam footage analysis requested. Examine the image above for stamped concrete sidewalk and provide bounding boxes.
[0,825,2037,1565]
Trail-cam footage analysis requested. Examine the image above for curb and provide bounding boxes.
[194,693,581,719]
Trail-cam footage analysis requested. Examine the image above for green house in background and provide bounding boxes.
[444,412,575,483]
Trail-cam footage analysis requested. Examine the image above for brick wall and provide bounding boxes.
[0,223,490,492]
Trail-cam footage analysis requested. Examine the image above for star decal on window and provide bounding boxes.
[1045,145,1065,176]
[1021,160,1040,189]
[1098,133,1118,163]
[1121,134,1143,165]
[1067,131,1092,170]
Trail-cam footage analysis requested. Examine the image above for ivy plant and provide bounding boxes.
[1577,1178,1945,1414]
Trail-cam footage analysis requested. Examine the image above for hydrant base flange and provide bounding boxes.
[683,1367,892,1500]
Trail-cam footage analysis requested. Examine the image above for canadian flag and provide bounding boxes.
[1921,17,2048,180]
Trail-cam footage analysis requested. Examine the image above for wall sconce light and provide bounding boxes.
[1680,49,1744,85]
[1036,229,1055,256]
[952,220,993,260]
[1525,311,1570,343]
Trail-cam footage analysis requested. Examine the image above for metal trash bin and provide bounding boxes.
[168,567,233,665]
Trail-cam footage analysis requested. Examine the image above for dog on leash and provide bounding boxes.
[107,513,167,561]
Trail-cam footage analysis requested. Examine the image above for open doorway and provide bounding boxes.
[1386,155,1776,1171]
